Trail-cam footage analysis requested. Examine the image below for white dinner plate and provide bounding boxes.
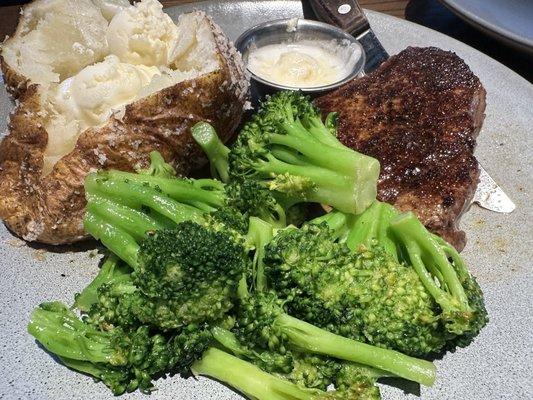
[0,1,532,399]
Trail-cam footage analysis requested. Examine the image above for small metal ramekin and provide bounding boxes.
[235,18,365,97]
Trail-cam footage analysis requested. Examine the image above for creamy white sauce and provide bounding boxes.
[247,40,359,88]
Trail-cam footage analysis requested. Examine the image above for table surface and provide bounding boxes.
[0,0,406,39]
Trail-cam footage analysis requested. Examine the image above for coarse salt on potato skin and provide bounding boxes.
[0,11,249,244]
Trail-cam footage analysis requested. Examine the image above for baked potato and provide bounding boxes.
[0,0,249,244]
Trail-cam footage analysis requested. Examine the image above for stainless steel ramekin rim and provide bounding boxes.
[235,18,366,93]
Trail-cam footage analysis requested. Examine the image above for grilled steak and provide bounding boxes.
[315,47,486,250]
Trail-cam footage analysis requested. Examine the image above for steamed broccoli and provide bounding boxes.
[85,218,248,332]
[308,201,488,354]
[28,302,202,395]
[73,254,131,313]
[193,348,388,400]
[338,201,488,344]
[231,291,435,387]
[83,149,292,266]
[193,348,325,400]
[191,121,231,183]
[228,91,380,214]
[265,222,444,356]
[226,218,437,387]
[83,171,219,268]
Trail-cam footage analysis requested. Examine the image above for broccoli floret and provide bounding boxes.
[74,254,131,313]
[87,220,248,332]
[28,302,184,395]
[211,326,295,374]
[84,168,227,267]
[231,290,435,387]
[389,212,488,341]
[192,347,324,400]
[226,180,287,228]
[283,354,340,391]
[265,222,447,357]
[136,151,177,179]
[321,202,488,349]
[135,222,247,326]
[228,91,380,214]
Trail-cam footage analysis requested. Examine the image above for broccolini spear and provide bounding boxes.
[228,91,380,214]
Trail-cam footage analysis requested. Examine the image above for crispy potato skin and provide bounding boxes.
[0,16,249,244]
[0,56,30,98]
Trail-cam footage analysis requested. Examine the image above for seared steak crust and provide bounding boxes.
[315,47,486,250]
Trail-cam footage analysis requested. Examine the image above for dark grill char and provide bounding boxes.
[315,47,486,250]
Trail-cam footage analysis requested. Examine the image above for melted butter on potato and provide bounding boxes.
[54,55,160,126]
[42,55,161,174]
[38,0,221,175]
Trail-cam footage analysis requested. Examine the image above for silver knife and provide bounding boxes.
[307,0,515,213]
[472,165,515,213]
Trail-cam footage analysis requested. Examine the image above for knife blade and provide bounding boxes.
[472,165,515,213]
[306,0,515,213]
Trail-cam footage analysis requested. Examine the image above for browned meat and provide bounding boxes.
[315,47,486,250]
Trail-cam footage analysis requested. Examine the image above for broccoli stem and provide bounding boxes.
[270,146,308,166]
[246,217,274,292]
[257,156,362,214]
[309,210,352,242]
[274,313,436,387]
[390,212,473,334]
[74,254,131,312]
[103,170,225,212]
[191,122,231,183]
[28,302,121,365]
[345,201,399,258]
[192,348,320,400]
[303,113,344,149]
[211,326,252,358]
[86,195,164,242]
[85,174,205,225]
[84,211,140,269]
[270,130,363,178]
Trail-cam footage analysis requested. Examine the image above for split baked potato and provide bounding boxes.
[0,0,249,244]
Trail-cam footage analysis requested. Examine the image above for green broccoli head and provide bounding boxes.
[233,291,288,355]
[389,212,489,345]
[284,354,340,391]
[28,302,183,395]
[225,180,286,228]
[133,221,247,327]
[265,222,448,357]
